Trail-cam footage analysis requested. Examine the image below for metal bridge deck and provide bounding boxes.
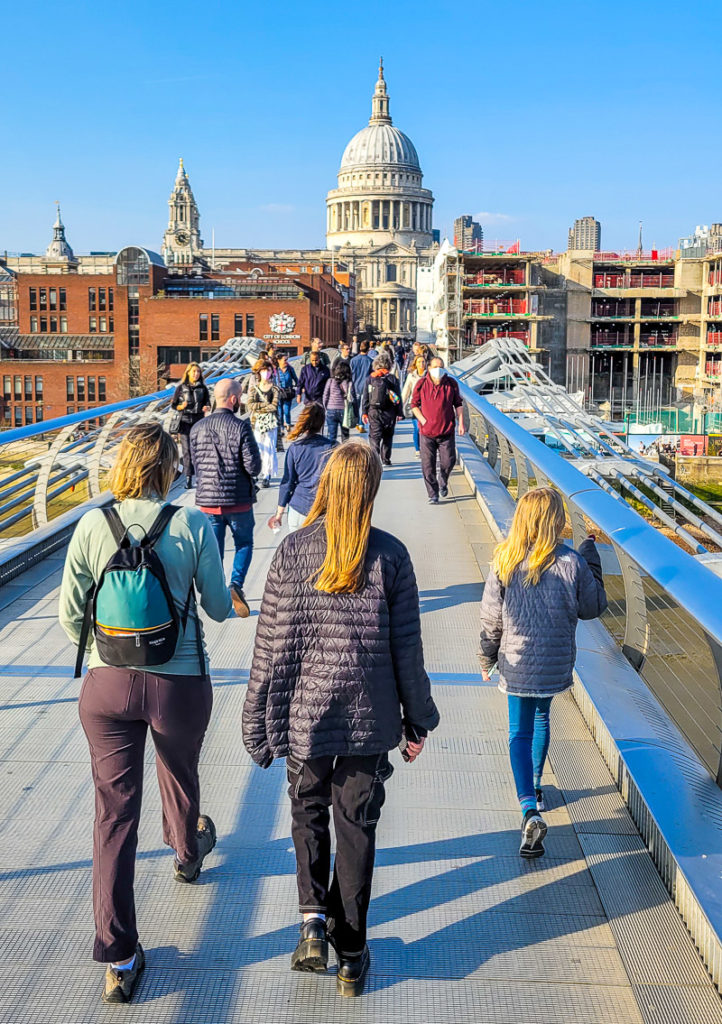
[0,424,720,1023]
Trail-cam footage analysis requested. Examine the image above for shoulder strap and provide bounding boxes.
[74,584,96,679]
[102,506,127,547]
[143,503,180,549]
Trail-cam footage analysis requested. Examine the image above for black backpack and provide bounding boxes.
[367,374,399,413]
[74,504,203,678]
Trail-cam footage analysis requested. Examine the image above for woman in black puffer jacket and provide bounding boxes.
[171,362,210,488]
[243,441,439,997]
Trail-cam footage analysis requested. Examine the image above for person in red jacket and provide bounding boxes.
[410,357,465,504]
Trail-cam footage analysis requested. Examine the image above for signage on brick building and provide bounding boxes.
[269,312,296,334]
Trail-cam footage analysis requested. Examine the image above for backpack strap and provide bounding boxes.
[142,504,180,549]
[102,506,127,546]
[181,584,206,676]
[74,585,96,679]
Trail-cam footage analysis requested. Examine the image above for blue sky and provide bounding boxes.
[3,0,720,255]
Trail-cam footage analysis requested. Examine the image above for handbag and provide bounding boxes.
[255,411,278,434]
[342,398,358,430]
[169,410,183,434]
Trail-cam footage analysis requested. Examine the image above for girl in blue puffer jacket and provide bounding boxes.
[479,487,607,859]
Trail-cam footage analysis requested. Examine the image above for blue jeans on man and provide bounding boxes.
[279,399,293,429]
[207,510,255,591]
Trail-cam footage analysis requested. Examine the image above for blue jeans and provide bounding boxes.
[413,418,420,451]
[207,510,254,590]
[507,694,553,808]
[325,408,348,444]
[279,399,293,428]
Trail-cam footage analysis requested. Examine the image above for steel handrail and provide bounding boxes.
[458,379,722,643]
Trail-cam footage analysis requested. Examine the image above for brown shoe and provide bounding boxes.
[174,815,217,883]
[230,585,250,618]
[102,944,145,1003]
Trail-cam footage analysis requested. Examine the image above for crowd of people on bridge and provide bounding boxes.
[57,338,608,1005]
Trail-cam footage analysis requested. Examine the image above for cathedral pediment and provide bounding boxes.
[365,242,417,258]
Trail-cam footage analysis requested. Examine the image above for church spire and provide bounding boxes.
[45,202,75,262]
[369,57,392,125]
[162,159,203,267]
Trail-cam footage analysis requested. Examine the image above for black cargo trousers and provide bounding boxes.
[286,752,394,955]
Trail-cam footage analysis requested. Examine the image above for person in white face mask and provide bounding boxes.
[410,357,465,504]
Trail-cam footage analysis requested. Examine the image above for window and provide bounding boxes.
[29,288,37,311]
[36,406,43,423]
[98,287,106,311]
[199,314,208,341]
[99,317,107,333]
[157,346,201,366]
[24,376,32,400]
[386,264,397,282]
[246,313,255,336]
[66,376,74,400]
[108,287,113,311]
[50,316,58,333]
[49,288,57,311]
[39,287,47,311]
[59,287,66,311]
[24,407,33,425]
[35,376,43,401]
[88,376,96,401]
[3,408,10,424]
[77,376,85,401]
[14,408,21,426]
[108,316,114,332]
[88,287,96,311]
[89,317,97,333]
[60,316,68,333]
[14,376,21,399]
[66,406,75,415]
[30,317,38,333]
[98,377,106,401]
[211,313,220,341]
[39,317,47,333]
[234,313,244,336]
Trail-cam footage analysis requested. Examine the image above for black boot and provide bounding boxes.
[185,476,193,490]
[336,945,370,997]
[291,918,328,973]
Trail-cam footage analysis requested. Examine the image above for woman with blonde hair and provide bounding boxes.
[170,362,210,489]
[479,486,607,859]
[401,354,427,458]
[243,442,439,997]
[59,422,231,1004]
[247,357,280,487]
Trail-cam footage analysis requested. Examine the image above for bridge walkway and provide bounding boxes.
[0,424,720,1023]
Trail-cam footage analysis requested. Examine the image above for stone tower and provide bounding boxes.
[162,158,203,268]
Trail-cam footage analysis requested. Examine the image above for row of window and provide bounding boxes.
[198,313,255,342]
[3,375,43,401]
[29,316,114,334]
[29,287,66,312]
[88,287,114,312]
[2,406,45,426]
[66,376,106,402]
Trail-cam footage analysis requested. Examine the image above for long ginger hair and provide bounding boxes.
[493,486,566,587]
[287,402,324,441]
[305,441,382,593]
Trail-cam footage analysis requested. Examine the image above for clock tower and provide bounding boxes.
[162,158,203,267]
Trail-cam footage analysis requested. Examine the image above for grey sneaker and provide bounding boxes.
[174,815,217,883]
[102,944,145,1004]
[519,808,547,859]
[440,485,449,498]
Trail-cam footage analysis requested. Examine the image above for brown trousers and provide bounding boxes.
[79,667,212,961]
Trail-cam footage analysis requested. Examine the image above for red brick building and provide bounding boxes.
[0,244,352,427]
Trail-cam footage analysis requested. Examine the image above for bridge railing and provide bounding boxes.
[0,352,251,542]
[459,380,722,786]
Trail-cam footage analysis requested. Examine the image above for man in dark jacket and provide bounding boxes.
[350,340,373,434]
[361,356,402,466]
[411,358,464,504]
[300,337,331,368]
[297,351,330,405]
[190,377,261,617]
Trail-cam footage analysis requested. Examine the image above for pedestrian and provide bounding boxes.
[247,358,280,487]
[59,422,232,1004]
[411,357,464,504]
[479,488,607,859]
[401,355,427,459]
[170,362,210,489]
[265,341,279,367]
[323,359,356,443]
[267,403,334,533]
[243,442,439,997]
[361,355,402,467]
[350,334,360,356]
[301,337,331,368]
[298,350,331,405]
[331,341,352,369]
[275,353,299,435]
[190,377,261,619]
[350,340,374,434]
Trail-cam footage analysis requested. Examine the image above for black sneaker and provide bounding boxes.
[535,788,545,812]
[519,808,547,859]
[102,944,145,1004]
[439,485,449,498]
[174,815,217,882]
[428,496,439,505]
[336,945,370,997]
[291,918,328,973]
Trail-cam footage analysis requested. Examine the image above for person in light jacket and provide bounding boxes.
[478,486,607,860]
[401,355,427,458]
[59,423,232,1005]
[243,442,439,997]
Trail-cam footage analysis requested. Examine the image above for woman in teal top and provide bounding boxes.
[59,422,231,1005]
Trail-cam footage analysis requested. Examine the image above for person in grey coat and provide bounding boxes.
[479,487,607,859]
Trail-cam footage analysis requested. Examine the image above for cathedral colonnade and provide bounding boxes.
[328,200,432,235]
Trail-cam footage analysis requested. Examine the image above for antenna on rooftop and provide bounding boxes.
[637,220,643,257]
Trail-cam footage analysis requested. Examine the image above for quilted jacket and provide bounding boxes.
[189,408,261,507]
[478,539,607,697]
[242,522,440,766]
